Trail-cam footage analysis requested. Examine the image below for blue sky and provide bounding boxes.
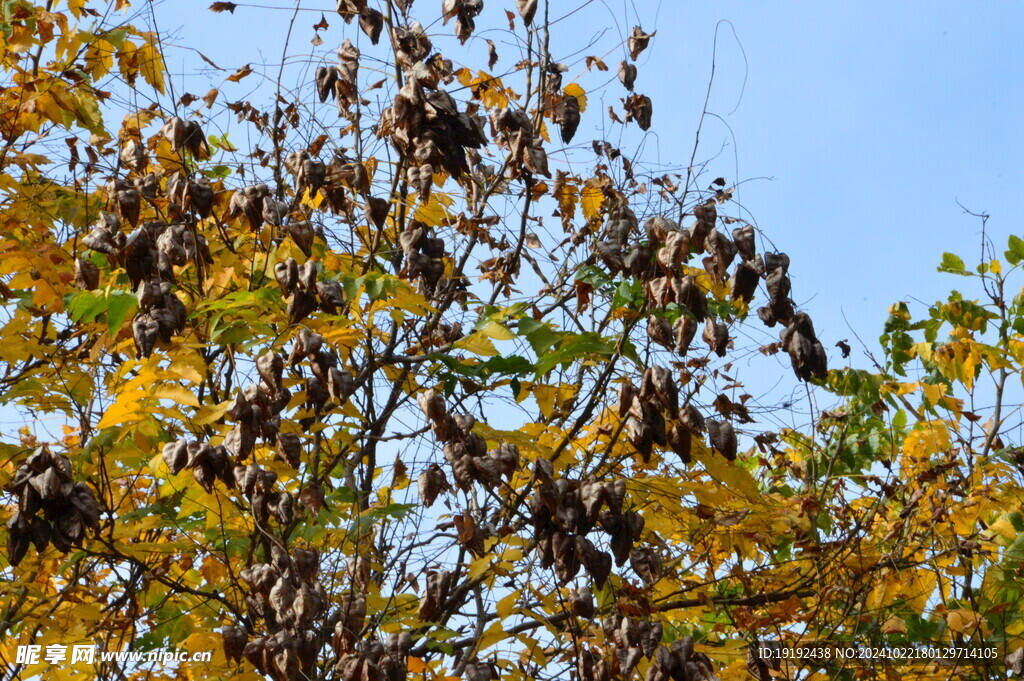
[157,0,1024,366]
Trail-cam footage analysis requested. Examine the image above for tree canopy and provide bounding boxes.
[1,2,1023,681]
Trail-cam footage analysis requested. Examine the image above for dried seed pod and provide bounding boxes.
[732,224,756,262]
[516,0,537,25]
[569,587,596,618]
[257,350,285,391]
[162,440,189,475]
[274,258,299,295]
[359,7,383,44]
[675,276,707,321]
[298,483,325,516]
[596,240,625,274]
[418,464,450,507]
[629,546,662,585]
[317,280,345,314]
[316,66,339,103]
[328,367,355,404]
[618,60,637,91]
[732,261,760,304]
[160,117,188,151]
[647,316,673,349]
[702,319,729,357]
[624,93,653,131]
[133,312,160,358]
[706,419,737,461]
[628,26,655,61]
[555,95,581,143]
[673,315,698,355]
[74,258,100,290]
[288,290,317,325]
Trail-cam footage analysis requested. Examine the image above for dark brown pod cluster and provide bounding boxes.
[417,389,519,494]
[489,106,550,179]
[285,150,327,199]
[597,614,664,678]
[6,447,100,566]
[531,461,642,587]
[624,94,653,131]
[620,368,701,465]
[779,311,827,381]
[643,636,718,681]
[398,221,448,295]
[618,60,637,91]
[441,0,483,44]
[757,251,794,327]
[417,568,452,622]
[554,94,581,143]
[225,183,271,231]
[417,463,451,507]
[130,222,199,358]
[237,546,325,680]
[106,178,140,227]
[275,258,347,323]
[379,56,485,196]
[161,439,235,492]
[706,419,738,461]
[160,116,210,159]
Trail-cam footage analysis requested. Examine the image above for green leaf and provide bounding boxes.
[1007,235,1024,265]
[938,252,969,275]
[105,291,137,332]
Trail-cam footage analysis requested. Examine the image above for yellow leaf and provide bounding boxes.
[496,591,520,619]
[480,321,515,341]
[467,555,492,580]
[454,332,497,357]
[921,382,943,406]
[96,392,145,429]
[563,83,588,112]
[152,384,200,408]
[476,622,507,651]
[581,184,604,221]
[990,259,1002,275]
[533,384,556,419]
[138,41,167,94]
[194,399,233,425]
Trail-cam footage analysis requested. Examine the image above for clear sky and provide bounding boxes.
[154,0,1024,368]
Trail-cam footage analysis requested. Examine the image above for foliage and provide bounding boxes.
[0,2,1021,681]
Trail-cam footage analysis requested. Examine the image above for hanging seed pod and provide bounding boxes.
[115,188,141,227]
[628,26,655,60]
[673,315,697,355]
[274,258,299,295]
[288,290,317,325]
[706,419,737,461]
[555,95,581,144]
[618,61,637,91]
[162,440,189,475]
[569,587,596,618]
[132,312,160,358]
[418,464,449,508]
[359,7,383,44]
[733,224,756,262]
[702,319,729,357]
[596,241,625,274]
[516,0,537,25]
[184,178,215,219]
[160,117,188,151]
[182,120,210,159]
[624,94,653,131]
[74,258,100,290]
[316,66,339,103]
[119,138,147,173]
[732,261,760,304]
[317,281,345,314]
[675,276,707,321]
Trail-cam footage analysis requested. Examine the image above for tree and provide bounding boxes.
[3,2,1020,681]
